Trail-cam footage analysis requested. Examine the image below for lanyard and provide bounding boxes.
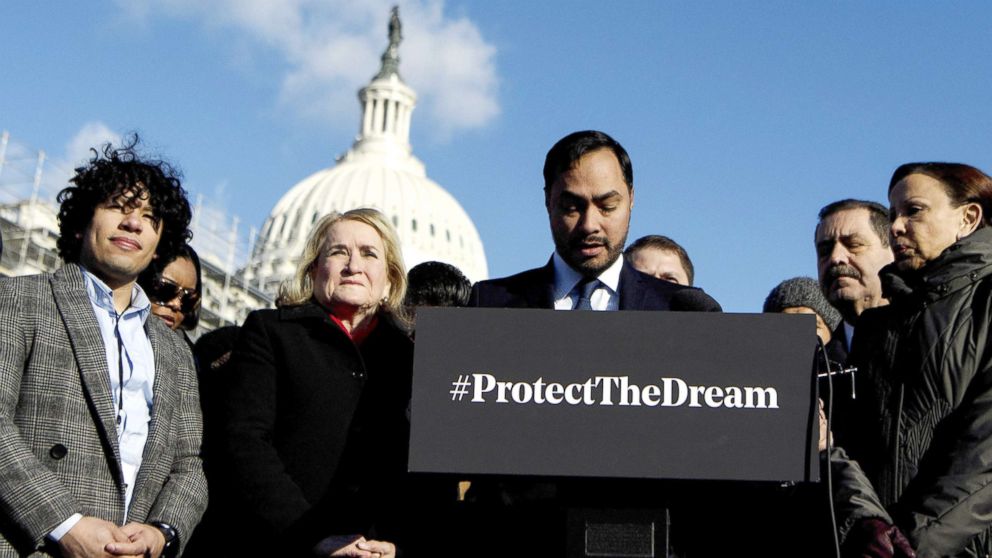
[113,312,126,436]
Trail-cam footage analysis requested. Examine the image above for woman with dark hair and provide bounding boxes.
[222,208,419,557]
[138,244,202,333]
[835,162,992,557]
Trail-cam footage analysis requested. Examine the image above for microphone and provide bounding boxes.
[669,288,722,312]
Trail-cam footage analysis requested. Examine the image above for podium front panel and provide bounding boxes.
[409,307,818,482]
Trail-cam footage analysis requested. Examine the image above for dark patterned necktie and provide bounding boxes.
[573,278,599,310]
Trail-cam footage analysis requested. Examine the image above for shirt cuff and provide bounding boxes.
[48,513,83,542]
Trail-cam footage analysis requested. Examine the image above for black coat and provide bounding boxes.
[221,302,415,555]
[837,227,992,557]
[825,321,850,365]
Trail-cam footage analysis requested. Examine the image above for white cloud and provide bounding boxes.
[63,121,122,168]
[116,0,500,137]
[32,121,124,200]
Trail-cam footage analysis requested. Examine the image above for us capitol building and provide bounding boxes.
[0,7,487,336]
[244,7,487,293]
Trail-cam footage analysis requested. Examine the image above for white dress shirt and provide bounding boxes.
[551,251,623,311]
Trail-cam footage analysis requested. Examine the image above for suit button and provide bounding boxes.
[50,444,68,460]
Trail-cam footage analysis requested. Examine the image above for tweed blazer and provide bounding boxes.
[0,264,207,556]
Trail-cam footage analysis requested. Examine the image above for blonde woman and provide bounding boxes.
[223,209,414,557]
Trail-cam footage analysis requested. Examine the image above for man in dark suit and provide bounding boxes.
[814,199,893,365]
[471,130,719,313]
[0,139,207,557]
[467,130,719,556]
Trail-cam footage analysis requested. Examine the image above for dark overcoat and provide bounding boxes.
[222,301,416,555]
[837,226,992,557]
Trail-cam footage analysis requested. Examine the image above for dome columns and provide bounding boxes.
[356,75,417,158]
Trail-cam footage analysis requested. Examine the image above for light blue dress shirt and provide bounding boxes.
[49,270,157,541]
[81,268,156,516]
[551,251,622,311]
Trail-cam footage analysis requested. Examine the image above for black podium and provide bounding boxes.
[409,308,819,557]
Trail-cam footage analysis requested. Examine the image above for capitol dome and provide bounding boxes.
[246,7,488,296]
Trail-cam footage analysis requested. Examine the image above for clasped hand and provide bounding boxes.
[59,516,165,558]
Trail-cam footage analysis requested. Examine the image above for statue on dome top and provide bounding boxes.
[375,6,403,80]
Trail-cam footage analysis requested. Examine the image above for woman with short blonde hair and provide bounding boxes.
[224,206,418,557]
[278,208,409,326]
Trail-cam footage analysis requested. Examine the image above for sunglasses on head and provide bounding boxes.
[147,277,201,314]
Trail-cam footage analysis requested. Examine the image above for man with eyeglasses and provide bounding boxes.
[0,138,206,557]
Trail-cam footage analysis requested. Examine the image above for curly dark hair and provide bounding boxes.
[56,134,192,265]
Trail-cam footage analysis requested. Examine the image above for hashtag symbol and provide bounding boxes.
[450,375,471,401]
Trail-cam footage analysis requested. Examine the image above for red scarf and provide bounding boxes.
[327,312,378,345]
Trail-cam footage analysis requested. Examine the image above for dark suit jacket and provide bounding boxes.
[469,259,720,311]
[222,302,418,555]
[0,264,207,556]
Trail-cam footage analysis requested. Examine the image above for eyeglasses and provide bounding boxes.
[146,277,201,314]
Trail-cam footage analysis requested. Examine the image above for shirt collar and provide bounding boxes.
[552,251,623,300]
[80,267,151,322]
[844,321,855,349]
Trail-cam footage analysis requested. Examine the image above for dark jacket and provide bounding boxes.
[221,302,416,555]
[825,321,850,365]
[836,226,992,558]
[469,259,721,311]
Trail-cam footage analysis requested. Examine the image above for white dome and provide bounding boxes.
[245,8,487,295]
[250,150,487,286]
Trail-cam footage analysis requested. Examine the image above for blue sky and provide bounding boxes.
[3,1,991,311]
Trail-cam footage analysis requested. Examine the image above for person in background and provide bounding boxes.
[815,199,893,364]
[623,234,695,286]
[836,162,992,558]
[763,276,841,346]
[138,244,201,336]
[402,260,472,503]
[0,138,205,557]
[193,325,240,376]
[183,325,242,558]
[403,260,471,324]
[222,208,421,557]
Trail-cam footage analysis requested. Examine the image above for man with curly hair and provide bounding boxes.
[0,137,207,557]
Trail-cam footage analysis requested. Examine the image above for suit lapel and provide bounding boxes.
[146,320,177,455]
[51,265,122,467]
[617,262,647,310]
[524,261,555,309]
